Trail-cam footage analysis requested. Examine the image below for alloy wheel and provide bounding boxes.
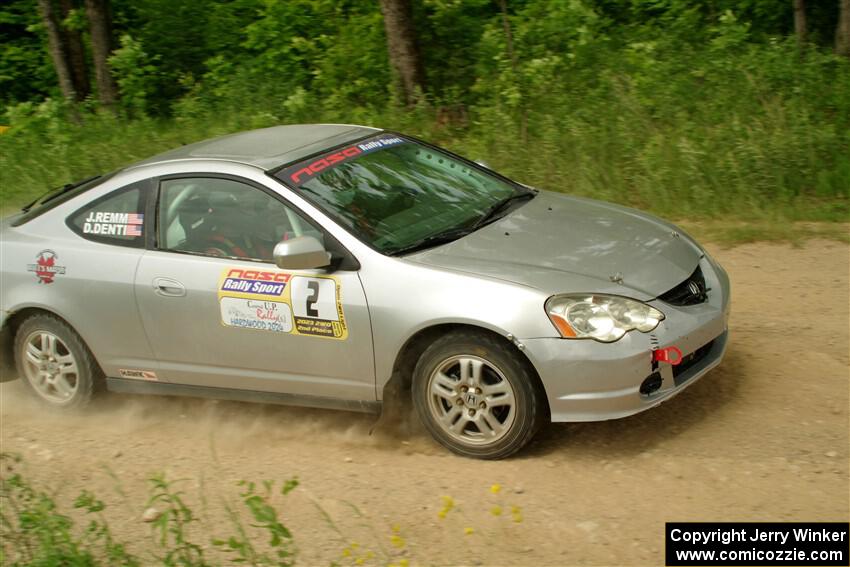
[426,355,516,446]
[20,330,80,404]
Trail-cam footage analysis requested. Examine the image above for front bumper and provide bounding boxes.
[523,255,730,422]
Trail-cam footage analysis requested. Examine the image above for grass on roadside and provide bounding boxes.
[1,79,848,244]
[678,220,850,247]
[1,453,531,567]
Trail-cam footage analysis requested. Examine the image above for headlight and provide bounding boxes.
[545,294,665,342]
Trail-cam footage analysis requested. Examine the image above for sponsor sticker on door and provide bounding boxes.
[220,297,293,333]
[217,268,347,340]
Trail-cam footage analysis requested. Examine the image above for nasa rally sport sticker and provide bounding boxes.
[217,267,348,340]
[280,134,407,186]
[26,249,66,284]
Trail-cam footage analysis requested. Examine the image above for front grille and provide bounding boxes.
[673,340,714,384]
[659,265,708,306]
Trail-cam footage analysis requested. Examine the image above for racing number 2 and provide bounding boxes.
[291,276,339,322]
[306,281,320,317]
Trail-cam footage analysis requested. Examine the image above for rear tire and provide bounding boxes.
[14,314,98,409]
[412,331,544,459]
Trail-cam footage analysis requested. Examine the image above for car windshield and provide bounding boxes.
[274,134,529,254]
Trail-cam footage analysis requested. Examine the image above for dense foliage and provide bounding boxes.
[1,0,848,223]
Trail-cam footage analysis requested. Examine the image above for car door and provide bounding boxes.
[133,175,375,402]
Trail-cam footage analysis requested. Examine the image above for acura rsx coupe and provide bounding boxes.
[0,124,730,459]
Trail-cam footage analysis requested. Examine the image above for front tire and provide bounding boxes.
[412,331,544,459]
[14,314,98,409]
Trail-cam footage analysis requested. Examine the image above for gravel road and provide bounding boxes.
[1,240,848,566]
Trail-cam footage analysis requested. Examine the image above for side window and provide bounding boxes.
[158,177,325,262]
[68,182,147,248]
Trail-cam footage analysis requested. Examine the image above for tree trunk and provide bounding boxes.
[793,0,807,44]
[498,0,527,143]
[378,0,426,106]
[38,0,78,102]
[59,0,90,100]
[85,0,118,107]
[837,0,850,57]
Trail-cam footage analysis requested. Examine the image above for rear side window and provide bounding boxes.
[68,181,148,248]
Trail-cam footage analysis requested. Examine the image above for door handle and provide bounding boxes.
[152,277,186,297]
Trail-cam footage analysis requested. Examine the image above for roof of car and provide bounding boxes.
[127,123,380,172]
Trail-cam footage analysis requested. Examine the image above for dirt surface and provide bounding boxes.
[1,240,848,566]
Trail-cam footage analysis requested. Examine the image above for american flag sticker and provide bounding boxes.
[127,213,144,225]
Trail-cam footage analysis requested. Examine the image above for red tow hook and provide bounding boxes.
[653,346,683,366]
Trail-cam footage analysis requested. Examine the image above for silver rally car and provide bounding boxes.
[0,124,730,459]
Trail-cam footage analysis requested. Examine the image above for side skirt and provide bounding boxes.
[105,377,382,414]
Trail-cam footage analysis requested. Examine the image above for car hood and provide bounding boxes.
[406,191,702,300]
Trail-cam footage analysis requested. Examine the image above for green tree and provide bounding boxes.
[0,0,55,105]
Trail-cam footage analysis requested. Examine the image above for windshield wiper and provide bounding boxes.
[470,190,536,230]
[387,189,536,257]
[21,175,100,212]
[387,226,476,257]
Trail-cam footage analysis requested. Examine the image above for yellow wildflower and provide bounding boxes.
[490,505,503,516]
[438,495,455,519]
[399,560,409,567]
[355,558,364,566]
[390,534,406,548]
[511,505,523,522]
[391,524,401,534]
[464,527,474,535]
[342,548,351,557]
[490,483,501,494]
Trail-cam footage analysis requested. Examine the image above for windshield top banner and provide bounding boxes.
[277,134,406,187]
